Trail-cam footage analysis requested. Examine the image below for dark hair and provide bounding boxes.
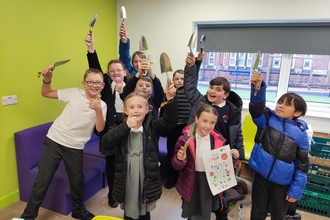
[173,69,184,78]
[196,104,218,118]
[107,59,131,81]
[209,77,231,93]
[138,75,153,85]
[83,68,104,81]
[277,93,307,119]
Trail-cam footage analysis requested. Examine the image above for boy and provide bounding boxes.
[184,52,243,220]
[249,72,310,220]
[123,59,164,118]
[21,67,107,220]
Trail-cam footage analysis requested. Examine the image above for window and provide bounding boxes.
[246,53,253,67]
[229,53,237,66]
[272,54,282,68]
[208,52,215,65]
[197,21,330,118]
[238,53,246,66]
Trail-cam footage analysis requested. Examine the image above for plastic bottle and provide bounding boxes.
[238,201,244,220]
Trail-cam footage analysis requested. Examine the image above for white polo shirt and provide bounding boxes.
[47,88,107,150]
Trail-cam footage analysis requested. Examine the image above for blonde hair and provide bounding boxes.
[124,92,149,108]
[83,68,104,81]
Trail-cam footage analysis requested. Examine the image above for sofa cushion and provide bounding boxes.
[83,132,104,158]
[14,122,52,170]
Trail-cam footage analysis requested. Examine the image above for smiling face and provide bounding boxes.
[275,98,302,120]
[108,62,126,83]
[124,94,149,124]
[195,111,218,137]
[82,70,104,99]
[207,84,229,105]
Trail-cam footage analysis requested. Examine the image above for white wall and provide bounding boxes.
[117,0,330,133]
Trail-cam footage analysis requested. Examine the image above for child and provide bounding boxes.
[119,25,143,76]
[164,69,190,189]
[184,53,244,220]
[21,67,107,220]
[123,60,164,118]
[85,32,130,208]
[249,72,310,220]
[171,104,240,220]
[101,85,178,220]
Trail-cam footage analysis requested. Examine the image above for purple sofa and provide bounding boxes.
[14,122,106,215]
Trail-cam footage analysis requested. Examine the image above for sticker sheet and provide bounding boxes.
[202,145,237,195]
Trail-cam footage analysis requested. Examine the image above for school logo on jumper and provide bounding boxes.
[223,115,229,123]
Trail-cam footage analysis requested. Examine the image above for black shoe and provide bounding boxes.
[108,195,119,208]
[72,208,95,220]
[165,178,176,189]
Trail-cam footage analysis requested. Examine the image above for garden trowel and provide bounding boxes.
[139,35,148,59]
[183,122,197,150]
[160,52,172,84]
[200,35,206,53]
[187,32,196,53]
[89,14,97,32]
[253,51,261,96]
[37,59,71,78]
[120,6,126,26]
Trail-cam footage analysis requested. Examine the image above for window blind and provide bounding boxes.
[197,22,330,55]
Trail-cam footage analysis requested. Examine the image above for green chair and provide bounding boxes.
[242,114,257,163]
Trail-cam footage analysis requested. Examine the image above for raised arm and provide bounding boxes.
[41,66,58,99]
[184,53,203,105]
[119,26,134,74]
[85,32,103,72]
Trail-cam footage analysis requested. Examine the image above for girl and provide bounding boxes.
[102,84,177,220]
[172,105,240,220]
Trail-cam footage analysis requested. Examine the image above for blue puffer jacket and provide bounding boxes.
[248,81,310,200]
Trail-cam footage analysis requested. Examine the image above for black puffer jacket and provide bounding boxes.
[184,65,244,160]
[101,98,178,203]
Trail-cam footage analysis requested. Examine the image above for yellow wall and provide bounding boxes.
[0,0,117,209]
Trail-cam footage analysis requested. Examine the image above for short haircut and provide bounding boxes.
[83,68,104,81]
[277,93,307,119]
[106,59,131,81]
[124,92,148,108]
[139,75,153,85]
[173,69,184,78]
[196,104,218,118]
[209,77,231,94]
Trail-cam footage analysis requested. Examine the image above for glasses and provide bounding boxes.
[84,81,104,87]
[109,69,124,74]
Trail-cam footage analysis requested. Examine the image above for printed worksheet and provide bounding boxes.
[202,145,237,195]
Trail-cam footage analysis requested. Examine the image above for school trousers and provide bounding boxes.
[21,137,84,218]
[250,172,289,220]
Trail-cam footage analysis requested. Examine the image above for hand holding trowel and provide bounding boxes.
[160,52,173,85]
[187,32,197,54]
[89,14,97,32]
[252,51,261,96]
[37,59,71,78]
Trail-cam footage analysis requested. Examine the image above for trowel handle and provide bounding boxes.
[200,47,203,53]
